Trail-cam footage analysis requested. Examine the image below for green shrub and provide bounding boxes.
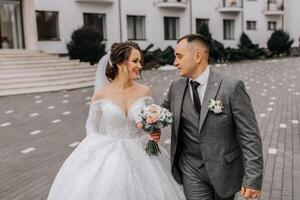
[239,32,258,49]
[142,44,175,69]
[267,30,294,57]
[210,39,226,62]
[67,27,106,65]
[237,32,265,60]
[197,23,212,44]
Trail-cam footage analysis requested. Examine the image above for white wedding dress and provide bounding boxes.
[47,96,186,200]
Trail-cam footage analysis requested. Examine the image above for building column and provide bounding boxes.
[22,0,38,50]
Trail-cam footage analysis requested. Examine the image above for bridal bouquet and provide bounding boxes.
[135,104,173,156]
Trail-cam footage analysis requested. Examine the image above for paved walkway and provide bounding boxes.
[0,57,299,200]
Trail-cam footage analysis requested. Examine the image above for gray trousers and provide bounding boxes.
[179,156,235,200]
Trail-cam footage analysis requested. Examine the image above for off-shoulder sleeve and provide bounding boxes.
[85,102,102,136]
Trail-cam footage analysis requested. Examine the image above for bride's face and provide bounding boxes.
[123,48,143,80]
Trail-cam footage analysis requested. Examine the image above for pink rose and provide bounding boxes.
[146,117,154,124]
[149,105,157,113]
[215,100,223,106]
[150,113,158,123]
[136,122,143,129]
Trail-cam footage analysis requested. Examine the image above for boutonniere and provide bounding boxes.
[208,99,224,114]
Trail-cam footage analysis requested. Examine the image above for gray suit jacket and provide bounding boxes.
[162,68,263,198]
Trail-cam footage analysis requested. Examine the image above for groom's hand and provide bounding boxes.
[149,131,161,142]
[240,187,261,199]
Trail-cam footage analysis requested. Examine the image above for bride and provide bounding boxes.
[47,41,186,200]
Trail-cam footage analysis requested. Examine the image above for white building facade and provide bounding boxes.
[0,0,299,54]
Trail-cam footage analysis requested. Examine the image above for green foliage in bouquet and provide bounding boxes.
[136,105,173,156]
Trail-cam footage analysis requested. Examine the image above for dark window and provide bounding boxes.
[127,16,146,40]
[268,21,277,30]
[36,11,59,41]
[246,21,257,30]
[164,17,179,40]
[223,19,235,40]
[83,13,106,39]
[196,18,209,34]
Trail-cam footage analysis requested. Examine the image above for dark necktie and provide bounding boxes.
[190,80,201,115]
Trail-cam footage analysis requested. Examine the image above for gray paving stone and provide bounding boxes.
[1,57,300,199]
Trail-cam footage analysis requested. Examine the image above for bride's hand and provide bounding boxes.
[149,131,161,142]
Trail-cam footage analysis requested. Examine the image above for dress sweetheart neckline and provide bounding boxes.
[91,96,153,117]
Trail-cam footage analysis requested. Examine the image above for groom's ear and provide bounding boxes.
[194,50,203,64]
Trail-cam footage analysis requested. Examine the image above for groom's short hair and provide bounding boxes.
[177,34,210,53]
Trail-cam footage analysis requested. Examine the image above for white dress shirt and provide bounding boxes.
[189,66,210,105]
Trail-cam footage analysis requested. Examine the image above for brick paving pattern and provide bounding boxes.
[0,57,299,200]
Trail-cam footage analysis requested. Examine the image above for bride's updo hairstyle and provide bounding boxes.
[105,41,143,82]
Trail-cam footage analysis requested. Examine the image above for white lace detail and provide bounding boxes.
[85,96,154,138]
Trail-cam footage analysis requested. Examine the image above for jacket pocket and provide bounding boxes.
[224,148,242,163]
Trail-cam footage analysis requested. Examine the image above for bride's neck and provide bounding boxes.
[111,76,133,90]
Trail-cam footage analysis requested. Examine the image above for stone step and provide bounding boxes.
[0,81,94,96]
[0,49,40,54]
[0,76,95,90]
[0,50,96,96]
[0,62,91,71]
[0,72,95,85]
[0,63,96,74]
[0,55,64,61]
[0,68,96,81]
[0,53,52,57]
[0,58,79,66]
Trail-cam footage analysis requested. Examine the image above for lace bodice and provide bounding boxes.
[85,96,154,139]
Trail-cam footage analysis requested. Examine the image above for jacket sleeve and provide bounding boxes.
[231,80,264,190]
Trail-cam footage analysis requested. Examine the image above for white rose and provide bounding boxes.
[209,99,215,109]
[158,113,166,121]
[214,105,223,113]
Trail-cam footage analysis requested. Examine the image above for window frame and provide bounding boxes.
[223,19,235,40]
[127,15,146,41]
[164,16,180,40]
[267,21,277,31]
[246,20,257,30]
[36,10,60,41]
[83,12,107,40]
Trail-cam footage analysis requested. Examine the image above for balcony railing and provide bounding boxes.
[75,0,114,4]
[265,0,284,15]
[218,0,243,13]
[156,0,187,10]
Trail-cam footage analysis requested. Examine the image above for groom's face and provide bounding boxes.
[174,39,198,77]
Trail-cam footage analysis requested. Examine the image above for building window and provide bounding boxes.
[246,21,256,30]
[163,0,183,2]
[223,19,235,40]
[83,13,106,39]
[268,0,276,3]
[268,21,277,30]
[127,16,146,40]
[36,11,59,41]
[164,17,179,40]
[196,18,209,34]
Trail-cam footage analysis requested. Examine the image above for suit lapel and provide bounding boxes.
[198,68,222,133]
[174,77,189,138]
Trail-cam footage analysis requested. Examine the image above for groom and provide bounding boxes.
[160,34,263,200]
